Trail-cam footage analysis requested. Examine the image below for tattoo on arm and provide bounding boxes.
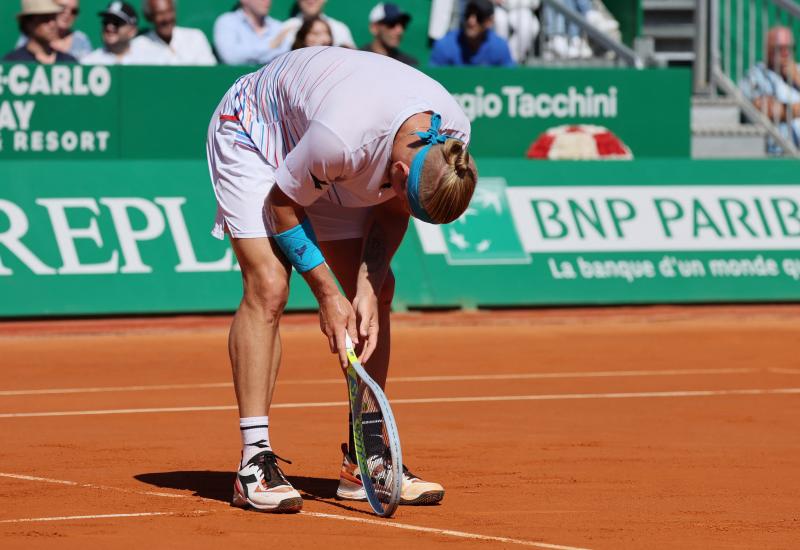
[363,223,388,277]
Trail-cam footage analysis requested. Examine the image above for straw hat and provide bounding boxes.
[17,0,63,19]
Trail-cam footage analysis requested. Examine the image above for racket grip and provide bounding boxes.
[345,333,354,351]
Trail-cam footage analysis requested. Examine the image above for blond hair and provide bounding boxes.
[419,139,478,224]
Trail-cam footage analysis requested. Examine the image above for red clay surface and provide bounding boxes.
[1,305,799,549]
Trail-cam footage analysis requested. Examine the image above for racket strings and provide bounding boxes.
[358,386,395,501]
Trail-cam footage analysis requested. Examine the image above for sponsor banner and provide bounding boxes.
[432,67,689,158]
[1,159,798,317]
[0,64,689,160]
[0,64,116,157]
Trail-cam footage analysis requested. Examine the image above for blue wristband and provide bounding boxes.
[273,218,325,273]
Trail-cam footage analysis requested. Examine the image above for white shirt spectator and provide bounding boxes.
[279,14,355,49]
[81,43,149,65]
[132,27,217,65]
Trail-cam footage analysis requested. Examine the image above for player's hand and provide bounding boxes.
[318,293,358,368]
[352,290,379,364]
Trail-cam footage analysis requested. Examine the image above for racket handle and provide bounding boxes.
[345,333,354,351]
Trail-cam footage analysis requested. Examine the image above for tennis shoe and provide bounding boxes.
[335,443,445,505]
[231,450,303,513]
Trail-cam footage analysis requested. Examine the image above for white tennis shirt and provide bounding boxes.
[219,46,470,208]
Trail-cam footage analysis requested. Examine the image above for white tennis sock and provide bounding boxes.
[239,416,270,467]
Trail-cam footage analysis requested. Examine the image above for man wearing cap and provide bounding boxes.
[4,0,78,63]
[429,0,514,67]
[132,0,216,65]
[361,3,418,67]
[82,1,146,65]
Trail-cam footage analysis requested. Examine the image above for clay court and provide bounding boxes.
[1,305,799,549]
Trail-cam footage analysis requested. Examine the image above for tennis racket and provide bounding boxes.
[343,333,402,517]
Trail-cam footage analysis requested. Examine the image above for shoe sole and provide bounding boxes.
[336,490,445,506]
[231,495,303,514]
[232,495,303,513]
[400,490,445,506]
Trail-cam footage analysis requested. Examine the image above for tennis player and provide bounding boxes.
[207,46,477,513]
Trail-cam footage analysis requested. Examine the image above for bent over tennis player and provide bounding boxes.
[206,46,477,513]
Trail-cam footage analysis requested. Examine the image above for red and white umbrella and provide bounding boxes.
[526,125,633,160]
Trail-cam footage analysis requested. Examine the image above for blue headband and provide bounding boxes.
[407,113,459,224]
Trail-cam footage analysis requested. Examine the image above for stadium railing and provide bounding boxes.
[534,0,646,68]
[695,0,800,158]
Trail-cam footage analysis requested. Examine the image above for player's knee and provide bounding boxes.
[242,268,289,321]
[379,270,396,308]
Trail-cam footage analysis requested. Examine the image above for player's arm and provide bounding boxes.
[267,122,358,367]
[358,196,410,296]
[352,197,410,363]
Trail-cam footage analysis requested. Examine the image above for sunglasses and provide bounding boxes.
[102,17,126,29]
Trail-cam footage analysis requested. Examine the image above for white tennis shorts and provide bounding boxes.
[206,107,370,242]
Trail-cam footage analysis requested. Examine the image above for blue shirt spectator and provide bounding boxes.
[429,0,515,67]
[214,1,287,65]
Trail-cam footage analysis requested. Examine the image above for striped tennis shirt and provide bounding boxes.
[218,46,470,208]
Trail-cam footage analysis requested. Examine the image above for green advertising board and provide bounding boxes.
[0,64,690,160]
[1,159,799,317]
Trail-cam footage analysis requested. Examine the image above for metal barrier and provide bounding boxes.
[697,0,800,157]
[538,0,645,67]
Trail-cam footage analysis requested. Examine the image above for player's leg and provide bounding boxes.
[207,108,301,513]
[306,203,445,506]
[228,237,302,513]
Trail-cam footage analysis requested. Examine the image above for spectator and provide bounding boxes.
[82,1,146,65]
[291,15,333,50]
[4,0,78,63]
[429,0,514,67]
[741,26,800,153]
[361,3,418,66]
[277,0,355,50]
[16,0,93,60]
[214,0,286,65]
[491,0,540,63]
[133,0,216,65]
[544,0,593,59]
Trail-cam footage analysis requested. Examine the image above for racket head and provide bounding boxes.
[344,335,402,517]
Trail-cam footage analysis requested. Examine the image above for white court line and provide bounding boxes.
[1,388,799,419]
[768,367,800,374]
[0,472,588,549]
[0,367,762,397]
[302,511,589,550]
[0,511,210,524]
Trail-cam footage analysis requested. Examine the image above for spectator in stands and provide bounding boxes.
[291,15,333,50]
[276,0,356,50]
[741,26,800,152]
[361,3,418,66]
[82,1,146,65]
[14,0,93,60]
[429,0,540,63]
[491,0,540,63]
[132,0,216,65]
[544,0,593,59]
[4,0,78,63]
[429,0,514,67]
[214,0,286,65]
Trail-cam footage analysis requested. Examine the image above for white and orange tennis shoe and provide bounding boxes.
[335,444,445,505]
[231,450,303,513]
